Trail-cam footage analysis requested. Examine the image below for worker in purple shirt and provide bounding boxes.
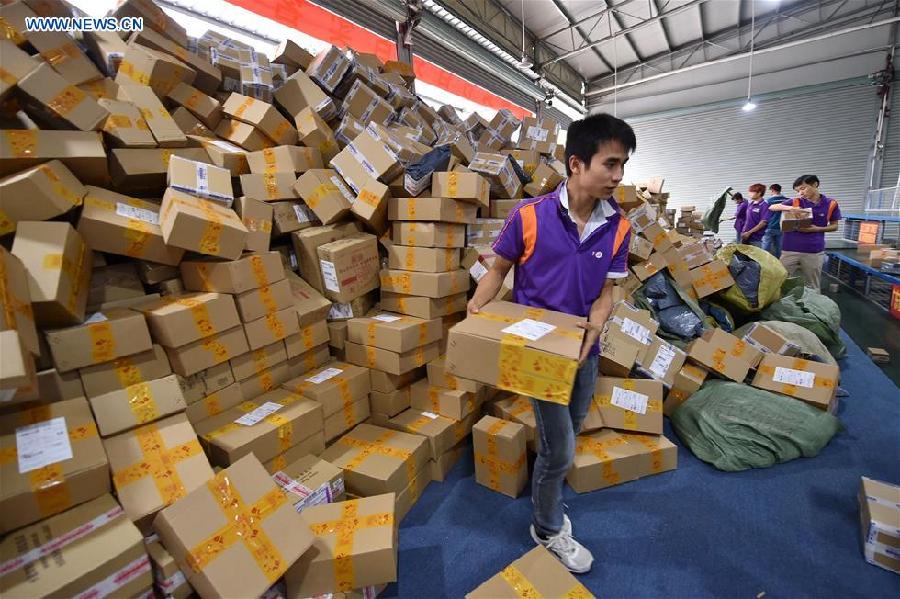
[740,183,770,248]
[768,174,842,289]
[730,192,748,237]
[467,114,634,574]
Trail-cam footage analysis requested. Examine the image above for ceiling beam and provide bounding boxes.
[600,0,645,63]
[652,0,674,57]
[547,0,615,74]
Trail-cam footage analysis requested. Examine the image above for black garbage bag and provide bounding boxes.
[728,251,761,309]
[506,154,531,185]
[639,271,704,340]
[405,145,451,196]
[700,300,735,332]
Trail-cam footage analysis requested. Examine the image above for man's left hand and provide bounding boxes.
[576,321,603,365]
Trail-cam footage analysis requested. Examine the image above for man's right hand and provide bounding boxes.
[467,298,481,314]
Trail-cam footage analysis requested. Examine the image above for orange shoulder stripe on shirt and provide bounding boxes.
[792,198,801,207]
[612,217,632,256]
[519,202,538,264]
[827,199,839,221]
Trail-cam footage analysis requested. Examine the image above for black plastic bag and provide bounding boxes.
[728,251,761,309]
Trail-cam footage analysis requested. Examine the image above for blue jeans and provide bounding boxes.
[530,354,599,537]
[744,239,764,248]
[763,230,782,257]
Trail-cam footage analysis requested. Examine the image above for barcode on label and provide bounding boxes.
[610,386,649,415]
[320,260,339,292]
[116,202,159,225]
[772,366,815,389]
[306,367,343,384]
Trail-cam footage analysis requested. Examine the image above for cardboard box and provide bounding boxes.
[264,431,327,472]
[370,368,425,394]
[238,361,292,399]
[273,39,314,69]
[234,278,293,323]
[317,234,380,303]
[426,355,482,393]
[0,130,108,185]
[686,328,759,382]
[469,153,521,200]
[858,476,900,574]
[1,330,36,395]
[781,209,813,232]
[284,493,396,597]
[629,233,654,263]
[0,38,37,97]
[234,196,274,252]
[640,221,673,254]
[307,45,352,94]
[272,200,316,236]
[467,219,505,247]
[108,147,206,193]
[350,178,391,234]
[489,199,518,220]
[244,307,301,350]
[320,423,429,497]
[147,537,192,599]
[567,429,677,493]
[387,408,465,463]
[523,163,563,197]
[631,252,668,281]
[0,247,39,356]
[328,291,377,322]
[215,118,274,152]
[117,83,187,147]
[11,221,92,327]
[664,363,708,416]
[166,81,221,129]
[230,341,287,381]
[167,155,234,206]
[0,160,85,236]
[752,354,840,412]
[0,494,151,599]
[15,366,84,404]
[164,325,250,377]
[153,454,313,599]
[370,385,413,419]
[222,93,297,145]
[345,340,440,376]
[431,171,491,208]
[275,68,335,117]
[181,251,285,294]
[184,382,244,425]
[196,388,324,467]
[379,292,468,320]
[294,107,340,162]
[487,395,537,451]
[160,188,248,260]
[0,398,110,534]
[472,415,527,498]
[637,336,687,386]
[590,377,664,435]
[89,373,186,437]
[285,272,332,326]
[690,260,735,298]
[866,347,890,364]
[430,441,465,482]
[388,197,478,224]
[198,137,249,176]
[409,379,477,421]
[138,292,240,348]
[741,322,800,364]
[379,269,469,299]
[116,43,193,98]
[240,172,299,202]
[323,396,370,442]
[294,168,354,225]
[176,362,236,404]
[248,146,323,175]
[328,321,348,351]
[470,545,592,597]
[516,116,558,153]
[606,301,659,363]
[271,454,345,513]
[45,307,152,372]
[347,314,442,353]
[77,187,184,266]
[391,221,465,249]
[83,263,145,311]
[16,63,109,131]
[282,361,370,418]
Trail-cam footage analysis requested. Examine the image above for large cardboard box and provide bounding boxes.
[0,247,39,356]
[567,429,677,494]
[265,430,327,471]
[235,277,293,322]
[285,321,330,358]
[858,477,900,574]
[11,221,92,327]
[467,546,592,598]
[160,188,248,260]
[741,322,800,365]
[231,341,288,381]
[445,301,583,405]
[690,259,735,298]
[185,382,244,425]
[379,269,469,299]
[198,137,249,175]
[686,328,759,382]
[637,336,687,387]
[282,361,370,419]
[117,83,187,147]
[469,153,520,199]
[472,415,527,498]
[431,441,465,482]
[116,43,194,98]
[196,389,324,466]
[236,360,292,399]
[181,251,285,294]
[0,494,151,599]
[248,145,322,175]
[167,155,234,206]
[380,292,468,320]
[605,301,660,364]
[284,493,396,598]
[272,200,316,236]
[427,355,483,393]
[234,196,274,252]
[752,355,840,412]
[345,340,440,376]
[103,413,212,532]
[317,234,380,303]
[320,423,430,497]
[388,197,478,224]
[589,377,664,435]
[78,343,170,397]
[88,374,186,436]
[631,252,668,282]
[0,160,85,237]
[166,81,221,129]
[215,118,274,152]
[1,329,36,395]
[284,274,332,327]
[164,325,250,377]
[410,379,477,421]
[275,69,335,119]
[347,314,442,353]
[323,396,370,442]
[86,262,145,309]
[0,130,108,185]
[271,454,345,513]
[287,343,332,379]
[147,537,192,599]
[108,148,207,193]
[243,307,301,350]
[45,307,152,372]
[432,172,491,208]
[516,116,559,154]
[77,187,185,266]
[153,454,313,599]
[240,172,299,202]
[386,245,461,273]
[370,385,413,419]
[223,93,297,145]
[17,63,109,131]
[294,107,340,162]
[664,363,708,416]
[176,362,235,404]
[391,225,465,259]
[370,368,425,394]
[138,293,240,348]
[387,409,466,462]
[294,168,354,225]
[523,163,564,197]
[0,398,110,534]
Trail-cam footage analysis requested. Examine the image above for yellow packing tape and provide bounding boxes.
[88,321,115,363]
[41,42,80,66]
[126,382,160,424]
[47,86,87,118]
[232,96,254,120]
[495,334,579,405]
[112,423,202,504]
[38,164,82,206]
[118,60,150,85]
[5,130,37,157]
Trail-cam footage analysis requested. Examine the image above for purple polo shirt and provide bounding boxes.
[741,200,770,243]
[492,184,631,357]
[734,201,748,234]
[781,194,841,253]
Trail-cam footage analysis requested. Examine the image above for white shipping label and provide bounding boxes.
[610,386,649,415]
[84,312,108,323]
[293,204,312,223]
[772,366,815,389]
[0,389,16,403]
[501,319,557,341]
[272,471,313,498]
[235,401,283,426]
[421,411,439,419]
[621,317,651,345]
[330,176,356,203]
[116,202,160,225]
[208,139,243,152]
[469,261,489,282]
[320,260,340,292]
[328,302,354,319]
[195,163,209,197]
[648,344,677,380]
[373,314,402,322]
[16,417,73,473]
[306,367,343,384]
[527,126,549,142]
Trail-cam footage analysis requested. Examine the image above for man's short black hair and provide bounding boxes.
[564,113,636,176]
[793,174,819,189]
[769,183,782,193]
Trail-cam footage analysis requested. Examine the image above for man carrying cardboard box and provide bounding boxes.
[767,174,842,290]
[466,113,635,573]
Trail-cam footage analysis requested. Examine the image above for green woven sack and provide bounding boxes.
[670,380,841,471]
[715,244,787,313]
[761,286,846,359]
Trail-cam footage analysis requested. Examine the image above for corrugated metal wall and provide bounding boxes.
[622,82,881,244]
[879,85,900,189]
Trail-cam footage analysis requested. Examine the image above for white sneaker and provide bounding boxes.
[530,519,594,573]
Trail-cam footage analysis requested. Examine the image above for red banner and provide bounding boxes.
[225,0,532,118]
